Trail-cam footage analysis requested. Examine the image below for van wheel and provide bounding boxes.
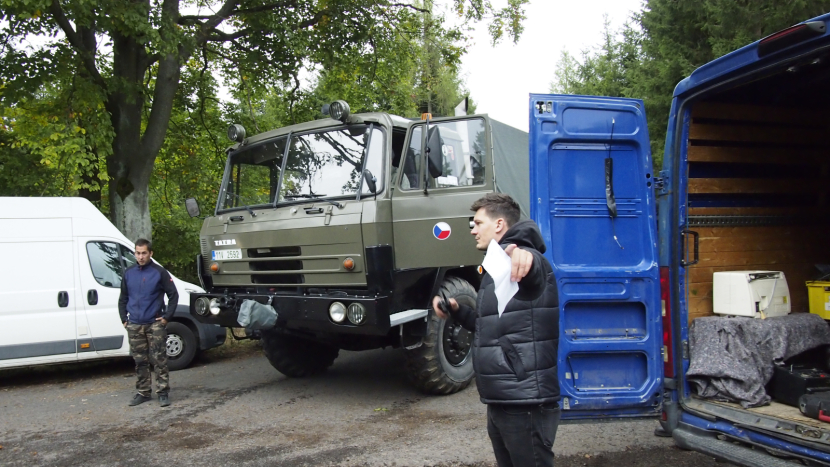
[404,276,476,395]
[166,322,197,371]
[261,332,339,377]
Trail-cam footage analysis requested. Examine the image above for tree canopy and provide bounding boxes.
[1,0,523,280]
[1,0,525,244]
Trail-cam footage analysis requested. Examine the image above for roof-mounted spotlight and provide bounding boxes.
[328,100,351,122]
[227,124,246,142]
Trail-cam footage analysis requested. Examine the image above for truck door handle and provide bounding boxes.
[681,229,699,267]
[87,289,98,306]
[57,291,69,308]
[304,207,323,214]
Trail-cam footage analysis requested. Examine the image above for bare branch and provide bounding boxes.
[203,27,254,42]
[47,0,106,88]
[387,2,429,13]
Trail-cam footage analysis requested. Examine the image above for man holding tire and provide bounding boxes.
[118,238,178,408]
[433,193,560,467]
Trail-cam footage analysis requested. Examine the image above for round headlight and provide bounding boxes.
[227,124,246,142]
[329,301,347,323]
[347,303,366,325]
[209,298,222,315]
[195,297,210,316]
[329,100,350,122]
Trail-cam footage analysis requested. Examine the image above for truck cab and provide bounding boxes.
[188,105,528,394]
[530,13,830,466]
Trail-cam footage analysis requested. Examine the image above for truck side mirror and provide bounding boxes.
[363,169,377,194]
[185,198,201,218]
[426,126,443,178]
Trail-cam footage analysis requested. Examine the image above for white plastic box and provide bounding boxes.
[712,271,791,318]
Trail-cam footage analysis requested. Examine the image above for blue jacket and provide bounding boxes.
[118,262,179,324]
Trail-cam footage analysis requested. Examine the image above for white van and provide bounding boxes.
[0,197,225,371]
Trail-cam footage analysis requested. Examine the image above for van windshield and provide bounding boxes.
[218,125,383,212]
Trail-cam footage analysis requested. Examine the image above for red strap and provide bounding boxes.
[819,410,830,422]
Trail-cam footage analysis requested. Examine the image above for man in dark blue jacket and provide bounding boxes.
[434,193,560,467]
[118,238,179,407]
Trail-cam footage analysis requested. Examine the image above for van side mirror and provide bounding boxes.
[426,126,443,178]
[185,198,201,218]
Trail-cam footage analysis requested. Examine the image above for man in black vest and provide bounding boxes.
[434,193,560,467]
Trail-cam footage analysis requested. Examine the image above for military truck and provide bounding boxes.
[185,102,528,394]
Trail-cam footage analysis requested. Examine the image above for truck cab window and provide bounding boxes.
[401,119,487,190]
[279,125,384,202]
[86,242,123,288]
[220,137,287,211]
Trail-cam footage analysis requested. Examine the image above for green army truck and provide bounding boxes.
[185,101,528,394]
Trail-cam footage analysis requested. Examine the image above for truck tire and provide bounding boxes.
[404,276,476,395]
[166,322,198,371]
[261,332,339,377]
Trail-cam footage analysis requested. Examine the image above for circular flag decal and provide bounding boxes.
[433,222,452,240]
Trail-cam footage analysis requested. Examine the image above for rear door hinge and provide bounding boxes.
[653,170,669,196]
[682,340,690,360]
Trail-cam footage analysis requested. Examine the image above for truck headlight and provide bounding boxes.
[195,297,210,316]
[347,303,366,325]
[329,302,347,323]
[209,298,222,315]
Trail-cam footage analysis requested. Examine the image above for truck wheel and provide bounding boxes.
[404,276,476,395]
[166,322,198,371]
[261,332,339,377]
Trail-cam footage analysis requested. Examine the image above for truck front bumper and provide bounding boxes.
[189,292,392,336]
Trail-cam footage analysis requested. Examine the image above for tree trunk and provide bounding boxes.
[105,21,181,242]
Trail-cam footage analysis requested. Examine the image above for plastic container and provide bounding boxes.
[806,281,830,319]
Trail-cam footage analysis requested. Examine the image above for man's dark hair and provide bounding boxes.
[471,193,521,227]
[135,238,153,252]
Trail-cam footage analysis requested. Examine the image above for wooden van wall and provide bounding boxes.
[685,102,830,322]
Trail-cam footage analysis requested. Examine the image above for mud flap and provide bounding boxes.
[238,299,278,331]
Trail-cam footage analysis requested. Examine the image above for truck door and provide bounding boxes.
[391,116,493,270]
[529,94,662,419]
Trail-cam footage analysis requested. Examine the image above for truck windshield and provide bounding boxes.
[218,125,384,212]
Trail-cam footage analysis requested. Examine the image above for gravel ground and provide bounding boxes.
[0,343,726,466]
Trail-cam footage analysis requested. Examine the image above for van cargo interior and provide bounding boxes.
[684,47,830,439]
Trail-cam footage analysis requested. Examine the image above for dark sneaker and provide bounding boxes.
[158,394,170,407]
[129,393,151,406]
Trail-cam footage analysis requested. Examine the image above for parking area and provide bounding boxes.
[0,344,721,466]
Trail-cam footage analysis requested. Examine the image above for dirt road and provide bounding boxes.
[0,344,722,466]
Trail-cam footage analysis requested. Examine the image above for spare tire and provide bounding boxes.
[261,332,339,378]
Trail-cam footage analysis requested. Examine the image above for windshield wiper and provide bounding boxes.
[284,193,343,209]
[224,192,259,217]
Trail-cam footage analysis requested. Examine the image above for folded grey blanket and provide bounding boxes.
[687,313,830,408]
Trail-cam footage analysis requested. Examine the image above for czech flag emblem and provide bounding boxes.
[433,222,452,240]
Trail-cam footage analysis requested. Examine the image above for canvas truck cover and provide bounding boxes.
[491,119,530,218]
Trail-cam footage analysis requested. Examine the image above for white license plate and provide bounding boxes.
[212,249,242,261]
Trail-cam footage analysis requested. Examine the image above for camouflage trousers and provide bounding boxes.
[126,321,169,396]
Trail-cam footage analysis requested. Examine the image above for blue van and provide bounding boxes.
[529,14,830,466]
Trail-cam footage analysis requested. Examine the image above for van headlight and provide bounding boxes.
[209,298,222,315]
[329,302,347,323]
[347,303,366,325]
[195,297,210,316]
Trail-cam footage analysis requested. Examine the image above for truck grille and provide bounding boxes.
[200,239,210,269]
[247,247,304,284]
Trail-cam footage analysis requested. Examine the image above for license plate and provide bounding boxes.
[212,249,242,261]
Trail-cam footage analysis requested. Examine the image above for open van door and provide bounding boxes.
[529,94,662,419]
